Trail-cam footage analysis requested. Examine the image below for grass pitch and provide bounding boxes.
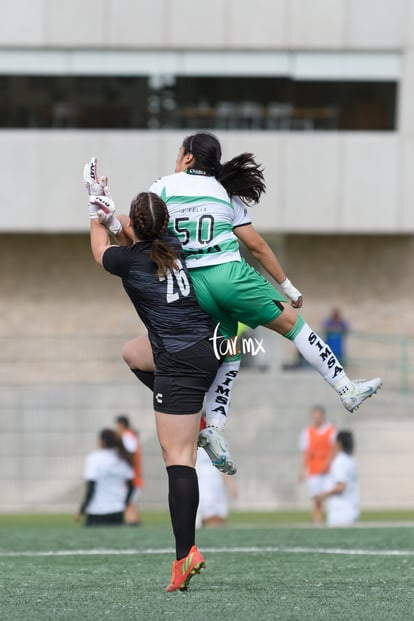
[1,513,414,621]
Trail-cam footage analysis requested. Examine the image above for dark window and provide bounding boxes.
[0,75,397,131]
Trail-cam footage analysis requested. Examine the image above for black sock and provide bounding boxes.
[130,368,154,391]
[167,465,199,560]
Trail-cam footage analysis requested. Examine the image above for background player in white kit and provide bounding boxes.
[74,428,134,527]
[316,430,360,526]
[196,416,238,528]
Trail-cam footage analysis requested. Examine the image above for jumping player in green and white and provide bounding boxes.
[96,133,383,476]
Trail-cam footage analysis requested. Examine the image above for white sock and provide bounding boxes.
[292,322,353,394]
[204,358,240,429]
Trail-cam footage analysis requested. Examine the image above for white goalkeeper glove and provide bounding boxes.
[84,156,106,219]
[83,157,121,235]
[91,195,122,236]
[280,278,303,305]
[84,156,106,197]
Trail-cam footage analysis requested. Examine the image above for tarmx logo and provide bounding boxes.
[209,323,265,360]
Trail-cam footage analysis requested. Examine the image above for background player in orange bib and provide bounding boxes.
[299,405,337,523]
[115,414,144,526]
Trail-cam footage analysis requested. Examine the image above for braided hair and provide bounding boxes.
[182,132,266,205]
[129,192,179,278]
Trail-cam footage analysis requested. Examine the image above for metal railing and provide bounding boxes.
[1,332,413,512]
[0,332,413,392]
[346,331,414,394]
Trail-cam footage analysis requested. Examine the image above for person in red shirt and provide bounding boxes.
[299,406,336,523]
[115,414,144,526]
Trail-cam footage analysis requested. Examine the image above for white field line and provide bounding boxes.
[1,546,414,558]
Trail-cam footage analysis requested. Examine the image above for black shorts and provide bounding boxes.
[153,338,219,415]
[85,512,124,527]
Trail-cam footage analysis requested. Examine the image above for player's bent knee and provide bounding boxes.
[265,305,297,335]
[122,336,155,371]
[121,340,134,365]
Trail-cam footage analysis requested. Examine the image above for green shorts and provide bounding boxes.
[189,259,286,339]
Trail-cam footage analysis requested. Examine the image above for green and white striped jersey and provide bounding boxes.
[149,171,251,268]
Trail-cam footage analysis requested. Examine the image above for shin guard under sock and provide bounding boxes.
[167,465,199,560]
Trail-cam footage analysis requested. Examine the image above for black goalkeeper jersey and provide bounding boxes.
[103,234,216,357]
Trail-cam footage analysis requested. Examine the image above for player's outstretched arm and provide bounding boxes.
[234,223,303,308]
[90,218,112,266]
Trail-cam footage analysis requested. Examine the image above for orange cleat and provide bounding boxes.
[165,545,206,592]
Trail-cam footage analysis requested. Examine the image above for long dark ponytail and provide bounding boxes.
[182,132,266,205]
[100,429,134,467]
[129,192,179,278]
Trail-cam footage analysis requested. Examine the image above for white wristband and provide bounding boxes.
[280,278,302,302]
[108,217,122,236]
[88,203,100,219]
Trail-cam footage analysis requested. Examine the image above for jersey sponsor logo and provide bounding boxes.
[212,370,238,412]
[186,168,208,176]
[185,245,221,256]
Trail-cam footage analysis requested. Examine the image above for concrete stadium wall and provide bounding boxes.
[1,229,413,514]
[0,130,411,234]
[1,233,413,338]
[0,0,409,51]
[1,367,412,513]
